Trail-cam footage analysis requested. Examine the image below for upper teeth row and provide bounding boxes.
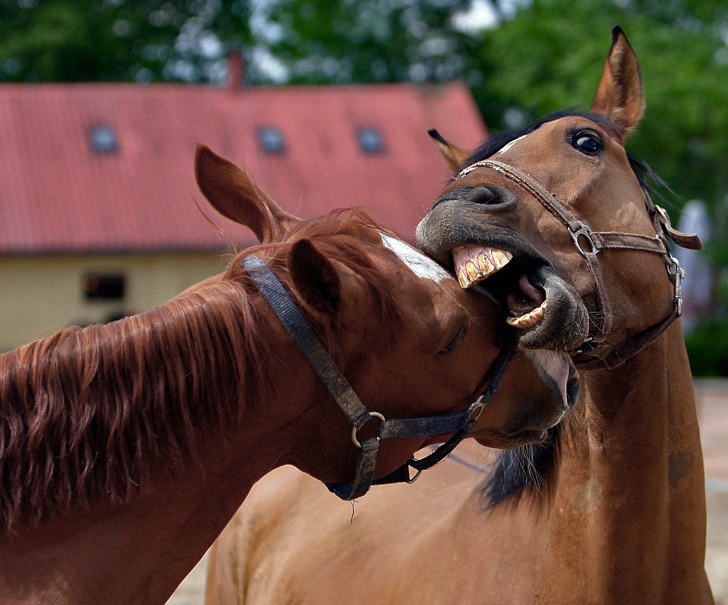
[455,248,513,289]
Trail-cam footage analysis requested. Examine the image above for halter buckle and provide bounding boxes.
[569,221,599,256]
[351,412,385,448]
[655,204,672,228]
[665,254,685,316]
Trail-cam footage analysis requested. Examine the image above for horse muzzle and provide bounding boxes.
[416,192,590,354]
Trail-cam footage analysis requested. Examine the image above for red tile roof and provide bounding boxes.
[0,82,487,253]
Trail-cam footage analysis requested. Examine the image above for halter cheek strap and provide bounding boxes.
[243,254,515,501]
[456,159,702,370]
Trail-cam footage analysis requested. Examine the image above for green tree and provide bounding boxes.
[259,0,475,84]
[0,0,253,82]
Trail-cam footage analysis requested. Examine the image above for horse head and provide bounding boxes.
[416,27,701,375]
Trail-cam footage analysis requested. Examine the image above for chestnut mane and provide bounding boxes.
[0,209,401,531]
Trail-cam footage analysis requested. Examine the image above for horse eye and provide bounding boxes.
[437,322,469,357]
[571,131,603,155]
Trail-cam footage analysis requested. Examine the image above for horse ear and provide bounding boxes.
[287,239,369,324]
[428,129,471,173]
[194,144,300,243]
[591,26,645,141]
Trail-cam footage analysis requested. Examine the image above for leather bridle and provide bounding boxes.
[243,254,515,500]
[455,159,702,370]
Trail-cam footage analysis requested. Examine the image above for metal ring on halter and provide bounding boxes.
[655,205,671,225]
[468,398,486,424]
[570,221,599,256]
[351,412,385,448]
[665,254,685,316]
[406,468,423,484]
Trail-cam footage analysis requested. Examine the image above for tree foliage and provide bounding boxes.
[259,0,475,84]
[0,0,253,82]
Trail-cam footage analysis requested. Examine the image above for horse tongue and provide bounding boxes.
[535,352,571,409]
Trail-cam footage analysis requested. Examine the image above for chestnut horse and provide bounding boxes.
[204,28,713,604]
[0,145,573,604]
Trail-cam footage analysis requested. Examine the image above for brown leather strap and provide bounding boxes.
[467,160,581,229]
[591,232,667,254]
[573,306,680,370]
[665,225,702,250]
[465,160,614,342]
[454,159,702,370]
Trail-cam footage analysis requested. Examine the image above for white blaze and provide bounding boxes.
[380,233,450,283]
[496,134,528,155]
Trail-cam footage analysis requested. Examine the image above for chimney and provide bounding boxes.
[227,46,245,91]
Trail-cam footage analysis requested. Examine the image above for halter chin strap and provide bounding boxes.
[243,254,515,500]
[456,159,702,370]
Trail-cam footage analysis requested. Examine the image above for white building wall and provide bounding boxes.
[0,252,225,351]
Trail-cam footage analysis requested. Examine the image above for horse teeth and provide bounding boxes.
[457,268,469,289]
[452,246,514,289]
[492,249,514,270]
[477,253,494,275]
[506,302,548,329]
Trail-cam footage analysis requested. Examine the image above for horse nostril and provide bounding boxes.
[463,184,515,206]
[432,184,517,210]
[465,186,498,205]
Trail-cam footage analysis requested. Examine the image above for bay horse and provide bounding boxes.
[0,145,572,604]
[204,28,713,604]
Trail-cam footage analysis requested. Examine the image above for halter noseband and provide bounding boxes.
[243,254,515,500]
[455,159,702,370]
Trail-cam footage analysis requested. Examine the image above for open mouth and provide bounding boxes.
[452,245,547,332]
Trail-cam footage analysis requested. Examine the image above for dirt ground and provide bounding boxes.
[699,379,728,603]
[167,379,728,604]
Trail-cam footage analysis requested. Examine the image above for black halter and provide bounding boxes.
[455,159,702,370]
[243,254,515,500]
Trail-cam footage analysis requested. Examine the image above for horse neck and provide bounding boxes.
[551,320,710,600]
[0,284,314,604]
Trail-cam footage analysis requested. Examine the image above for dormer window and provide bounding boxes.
[357,127,384,154]
[90,125,118,153]
[257,126,285,154]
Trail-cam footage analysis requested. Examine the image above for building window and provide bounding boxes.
[90,125,118,153]
[257,126,285,154]
[82,273,125,301]
[356,127,384,154]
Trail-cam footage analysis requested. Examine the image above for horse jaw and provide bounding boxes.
[516,267,589,351]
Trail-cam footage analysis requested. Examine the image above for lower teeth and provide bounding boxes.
[506,302,547,329]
